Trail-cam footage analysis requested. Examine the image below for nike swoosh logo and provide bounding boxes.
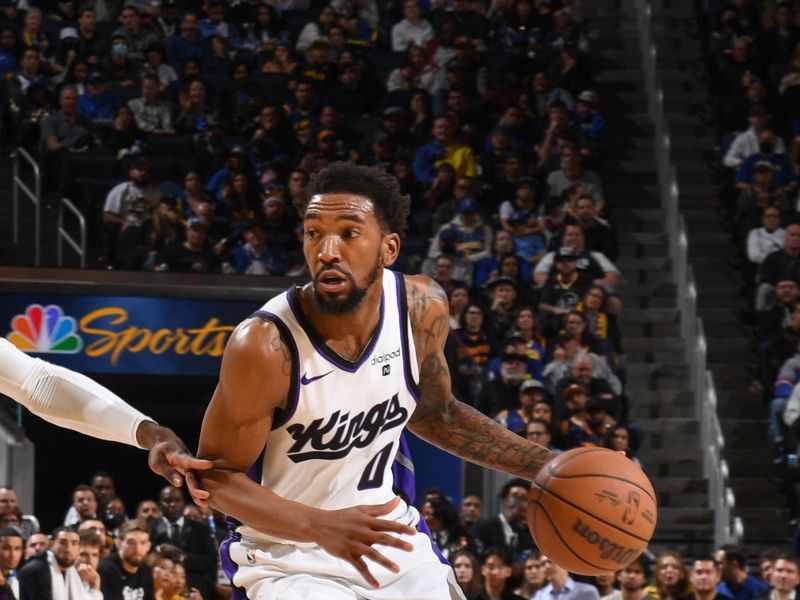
[300,371,333,385]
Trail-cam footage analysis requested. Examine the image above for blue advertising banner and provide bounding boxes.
[0,293,262,375]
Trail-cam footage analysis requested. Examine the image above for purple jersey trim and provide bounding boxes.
[219,532,249,599]
[286,286,385,373]
[393,272,421,400]
[250,310,301,429]
[392,433,416,505]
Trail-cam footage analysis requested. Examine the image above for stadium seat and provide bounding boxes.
[142,133,195,158]
[62,152,118,184]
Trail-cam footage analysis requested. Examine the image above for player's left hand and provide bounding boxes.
[137,421,213,498]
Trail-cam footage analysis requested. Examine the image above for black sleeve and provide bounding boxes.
[18,560,52,600]
[98,561,123,600]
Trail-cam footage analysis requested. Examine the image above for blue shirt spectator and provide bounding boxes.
[77,72,118,122]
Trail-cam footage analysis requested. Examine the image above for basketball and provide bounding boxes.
[528,447,657,575]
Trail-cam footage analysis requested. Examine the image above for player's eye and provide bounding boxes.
[306,229,318,240]
[344,229,360,239]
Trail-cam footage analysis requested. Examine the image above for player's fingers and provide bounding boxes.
[363,546,401,574]
[168,451,215,474]
[186,472,211,506]
[351,557,380,589]
[369,517,416,537]
[371,532,413,552]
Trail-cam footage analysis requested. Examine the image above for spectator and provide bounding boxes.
[129,73,174,133]
[748,207,785,269]
[476,547,526,600]
[525,418,558,451]
[230,220,287,276]
[430,197,494,264]
[106,105,142,159]
[602,557,649,600]
[556,384,609,448]
[603,424,641,466]
[532,553,600,600]
[19,527,94,600]
[715,545,768,600]
[76,531,103,598]
[414,115,477,185]
[421,496,470,560]
[723,105,782,169]
[157,216,219,273]
[78,72,117,123]
[495,379,547,434]
[756,556,799,600]
[0,528,22,598]
[449,302,492,405]
[392,0,435,52]
[295,6,335,53]
[535,225,621,293]
[459,496,483,532]
[114,5,159,65]
[516,552,547,599]
[550,348,620,410]
[174,79,219,134]
[470,479,536,558]
[758,549,783,587]
[452,550,483,600]
[98,519,154,600]
[75,7,107,63]
[136,500,161,526]
[65,485,99,527]
[477,348,527,418]
[689,558,727,600]
[484,276,520,344]
[283,79,319,145]
[538,247,593,330]
[547,144,605,207]
[41,85,98,155]
[567,194,618,261]
[0,28,17,76]
[166,13,206,71]
[643,551,692,600]
[758,222,800,310]
[104,35,141,90]
[150,487,217,599]
[24,534,49,560]
[575,90,605,150]
[734,131,795,192]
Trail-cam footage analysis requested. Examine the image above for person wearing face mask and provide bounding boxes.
[723,105,783,169]
[104,35,140,89]
[735,130,795,193]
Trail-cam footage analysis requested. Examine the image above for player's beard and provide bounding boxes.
[312,255,381,315]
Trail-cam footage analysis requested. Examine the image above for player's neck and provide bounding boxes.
[300,283,383,359]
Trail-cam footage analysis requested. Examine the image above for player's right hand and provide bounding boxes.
[314,496,416,589]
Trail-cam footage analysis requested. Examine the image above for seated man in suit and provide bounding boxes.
[151,486,217,599]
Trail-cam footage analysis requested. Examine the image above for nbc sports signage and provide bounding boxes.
[0,293,260,376]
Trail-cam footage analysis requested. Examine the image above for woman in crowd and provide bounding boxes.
[452,550,482,600]
[603,424,642,467]
[643,551,693,600]
[261,42,297,75]
[514,551,547,599]
[180,171,211,221]
[448,284,471,330]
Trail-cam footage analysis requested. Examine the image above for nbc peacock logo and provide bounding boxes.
[6,304,83,354]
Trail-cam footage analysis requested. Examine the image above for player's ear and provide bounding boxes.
[381,233,400,267]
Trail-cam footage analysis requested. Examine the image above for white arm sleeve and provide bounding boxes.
[0,338,150,448]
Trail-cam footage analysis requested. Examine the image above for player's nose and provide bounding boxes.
[318,235,342,262]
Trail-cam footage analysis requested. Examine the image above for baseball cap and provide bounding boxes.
[458,196,479,213]
[577,90,598,104]
[318,129,336,142]
[754,160,774,172]
[505,330,527,345]
[187,216,208,229]
[229,145,248,156]
[87,71,107,83]
[59,27,79,41]
[555,246,578,261]
[520,379,546,393]
[382,106,405,119]
[262,195,284,208]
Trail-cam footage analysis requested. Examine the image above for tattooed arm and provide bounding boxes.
[197,317,414,588]
[404,275,556,480]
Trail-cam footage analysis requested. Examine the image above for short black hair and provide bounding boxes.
[500,477,530,499]
[297,162,410,241]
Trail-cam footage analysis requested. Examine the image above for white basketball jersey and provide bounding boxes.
[237,270,420,545]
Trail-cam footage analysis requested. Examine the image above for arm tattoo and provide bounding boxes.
[268,332,292,377]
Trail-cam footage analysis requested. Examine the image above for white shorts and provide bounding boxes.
[222,503,466,600]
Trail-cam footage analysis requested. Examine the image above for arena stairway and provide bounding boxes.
[587,0,716,558]
[634,0,790,555]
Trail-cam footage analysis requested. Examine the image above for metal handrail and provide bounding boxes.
[57,198,86,268]
[636,0,741,545]
[11,147,42,266]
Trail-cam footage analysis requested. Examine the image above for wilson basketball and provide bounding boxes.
[528,447,657,575]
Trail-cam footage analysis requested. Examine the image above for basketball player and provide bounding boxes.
[0,338,211,494]
[197,163,557,599]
